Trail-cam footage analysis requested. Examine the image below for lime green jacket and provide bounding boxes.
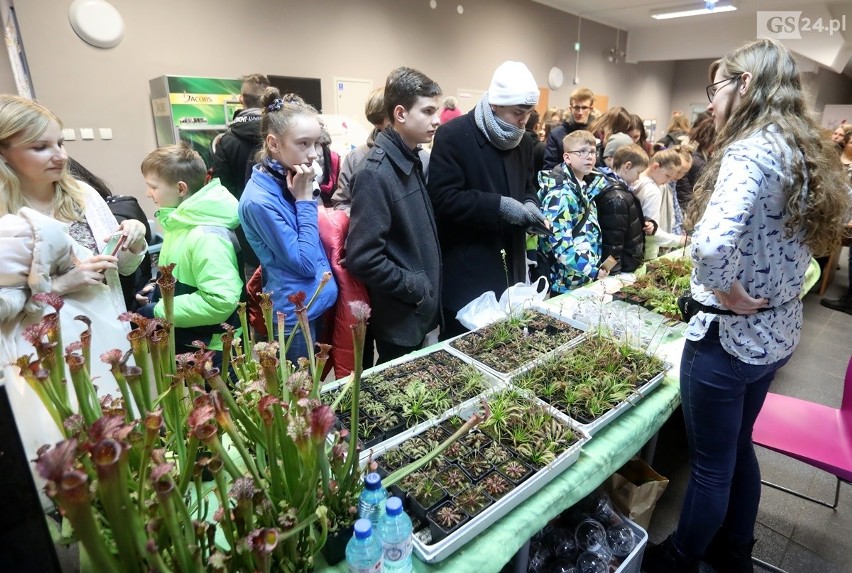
[153,179,242,348]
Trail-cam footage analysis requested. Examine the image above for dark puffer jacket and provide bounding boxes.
[594,177,646,274]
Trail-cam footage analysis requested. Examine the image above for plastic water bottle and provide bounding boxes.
[346,518,383,573]
[377,496,413,572]
[359,472,388,528]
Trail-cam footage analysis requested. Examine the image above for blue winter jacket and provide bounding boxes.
[239,164,338,330]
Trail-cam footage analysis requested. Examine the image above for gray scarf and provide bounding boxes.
[474,94,526,151]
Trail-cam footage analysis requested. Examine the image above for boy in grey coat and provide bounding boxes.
[345,67,443,364]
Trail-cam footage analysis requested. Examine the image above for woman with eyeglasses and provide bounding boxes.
[643,39,850,573]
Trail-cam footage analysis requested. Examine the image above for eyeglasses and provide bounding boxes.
[706,75,741,102]
[566,148,596,158]
[571,105,591,112]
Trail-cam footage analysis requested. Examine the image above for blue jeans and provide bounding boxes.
[673,321,790,558]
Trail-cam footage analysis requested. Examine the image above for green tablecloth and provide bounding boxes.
[318,302,686,572]
[317,251,822,572]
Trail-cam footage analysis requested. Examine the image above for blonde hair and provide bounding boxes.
[650,147,683,170]
[563,130,596,150]
[0,95,85,221]
[140,143,207,193]
[686,39,850,255]
[569,87,595,106]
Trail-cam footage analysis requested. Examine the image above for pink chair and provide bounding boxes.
[752,355,852,509]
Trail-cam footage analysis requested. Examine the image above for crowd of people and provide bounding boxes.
[0,38,850,567]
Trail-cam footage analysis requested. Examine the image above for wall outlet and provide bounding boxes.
[79,128,94,140]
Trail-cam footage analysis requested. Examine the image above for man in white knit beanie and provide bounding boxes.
[428,61,545,339]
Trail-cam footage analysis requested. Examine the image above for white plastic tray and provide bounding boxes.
[444,302,589,381]
[320,346,507,461]
[508,337,671,436]
[369,389,590,563]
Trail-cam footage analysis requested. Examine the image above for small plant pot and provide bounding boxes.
[479,470,514,500]
[443,440,471,463]
[498,458,534,485]
[454,488,494,518]
[378,417,406,442]
[460,430,492,451]
[427,501,470,544]
[482,443,512,466]
[459,452,494,482]
[407,484,448,522]
[321,523,353,566]
[440,416,466,435]
[421,425,450,446]
[437,466,471,496]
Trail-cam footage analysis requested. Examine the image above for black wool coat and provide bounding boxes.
[427,110,538,313]
[345,130,442,347]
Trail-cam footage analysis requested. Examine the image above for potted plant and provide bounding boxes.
[455,484,493,517]
[481,471,513,500]
[428,501,469,544]
[26,265,490,571]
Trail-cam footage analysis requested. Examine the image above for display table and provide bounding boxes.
[318,289,686,572]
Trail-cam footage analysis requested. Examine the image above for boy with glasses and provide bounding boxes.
[538,130,609,293]
[543,87,596,169]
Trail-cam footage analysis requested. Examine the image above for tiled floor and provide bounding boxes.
[647,249,852,573]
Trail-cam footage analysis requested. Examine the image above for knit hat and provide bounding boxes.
[487,61,540,106]
[603,132,634,158]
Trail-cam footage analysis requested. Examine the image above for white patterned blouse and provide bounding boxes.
[685,126,811,365]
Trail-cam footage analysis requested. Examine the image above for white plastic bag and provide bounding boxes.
[456,276,549,331]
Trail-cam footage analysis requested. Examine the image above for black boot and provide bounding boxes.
[702,529,755,573]
[642,535,698,573]
[820,295,852,315]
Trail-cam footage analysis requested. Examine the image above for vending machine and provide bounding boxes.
[149,75,243,168]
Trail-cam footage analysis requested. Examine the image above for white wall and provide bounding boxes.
[7,0,848,219]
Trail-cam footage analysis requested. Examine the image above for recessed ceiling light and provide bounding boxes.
[650,1,736,20]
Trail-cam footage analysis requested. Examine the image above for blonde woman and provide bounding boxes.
[0,95,147,310]
[0,95,147,503]
[643,40,850,573]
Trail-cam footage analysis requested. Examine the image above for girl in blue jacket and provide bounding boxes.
[238,88,338,365]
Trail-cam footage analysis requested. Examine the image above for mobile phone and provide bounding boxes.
[103,232,126,256]
[599,256,617,272]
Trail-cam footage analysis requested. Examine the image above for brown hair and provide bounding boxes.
[686,39,850,255]
[588,107,632,141]
[141,143,207,194]
[612,144,649,171]
[364,88,387,126]
[257,87,319,163]
[240,74,271,109]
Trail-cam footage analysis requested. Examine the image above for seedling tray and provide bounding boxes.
[445,303,589,381]
[320,346,506,460]
[370,389,589,563]
[508,337,671,436]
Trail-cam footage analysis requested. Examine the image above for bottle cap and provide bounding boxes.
[354,518,372,539]
[364,472,382,490]
[386,496,402,516]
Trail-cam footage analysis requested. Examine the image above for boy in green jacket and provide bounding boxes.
[138,144,243,362]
